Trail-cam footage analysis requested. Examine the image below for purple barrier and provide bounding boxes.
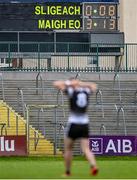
[89,136,137,156]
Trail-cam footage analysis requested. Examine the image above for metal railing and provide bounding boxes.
[26,104,62,155]
[115,104,127,135]
[56,89,66,119]
[96,89,105,119]
[100,124,107,135]
[17,86,47,118]
[17,88,26,118]
[0,73,5,100]
[113,73,122,103]
[0,123,7,135]
[75,72,81,79]
[0,42,137,72]
[95,89,107,135]
[34,130,40,151]
[26,105,42,153]
[25,88,66,154]
[36,72,44,98]
[37,107,44,130]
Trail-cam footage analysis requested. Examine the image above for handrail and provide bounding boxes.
[113,73,122,102]
[34,130,40,151]
[56,90,66,153]
[115,104,127,135]
[96,89,107,134]
[58,122,65,149]
[36,102,65,154]
[36,72,44,98]
[0,123,7,135]
[37,107,44,129]
[96,89,103,104]
[96,89,104,118]
[26,106,40,153]
[0,73,5,100]
[75,72,81,79]
[28,103,66,155]
[48,120,65,155]
[17,88,26,117]
[56,90,66,119]
[100,124,106,135]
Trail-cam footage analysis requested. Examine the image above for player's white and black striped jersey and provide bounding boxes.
[65,87,92,114]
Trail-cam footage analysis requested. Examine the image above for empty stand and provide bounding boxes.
[0,72,137,155]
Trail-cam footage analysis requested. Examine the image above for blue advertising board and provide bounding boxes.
[0,0,119,3]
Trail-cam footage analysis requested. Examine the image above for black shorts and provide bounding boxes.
[65,123,89,140]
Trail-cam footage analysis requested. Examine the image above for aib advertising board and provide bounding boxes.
[89,136,137,156]
[0,136,27,156]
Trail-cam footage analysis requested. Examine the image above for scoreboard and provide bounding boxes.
[83,3,117,31]
[0,0,119,32]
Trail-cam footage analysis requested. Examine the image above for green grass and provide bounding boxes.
[0,156,137,179]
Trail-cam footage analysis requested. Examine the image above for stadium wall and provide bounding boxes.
[2,72,137,81]
[120,0,137,43]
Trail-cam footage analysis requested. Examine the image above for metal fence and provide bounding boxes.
[0,42,137,72]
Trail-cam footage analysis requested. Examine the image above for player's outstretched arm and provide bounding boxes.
[79,81,98,92]
[53,79,80,91]
[53,80,66,91]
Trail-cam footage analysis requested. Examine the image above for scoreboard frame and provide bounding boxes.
[82,2,118,32]
[0,0,119,2]
[0,1,119,32]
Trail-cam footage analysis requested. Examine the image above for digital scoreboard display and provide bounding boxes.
[83,3,117,31]
[0,0,119,32]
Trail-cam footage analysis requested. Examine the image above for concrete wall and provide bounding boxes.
[1,72,137,81]
[120,0,137,43]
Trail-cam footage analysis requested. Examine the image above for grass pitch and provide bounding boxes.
[0,156,137,179]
